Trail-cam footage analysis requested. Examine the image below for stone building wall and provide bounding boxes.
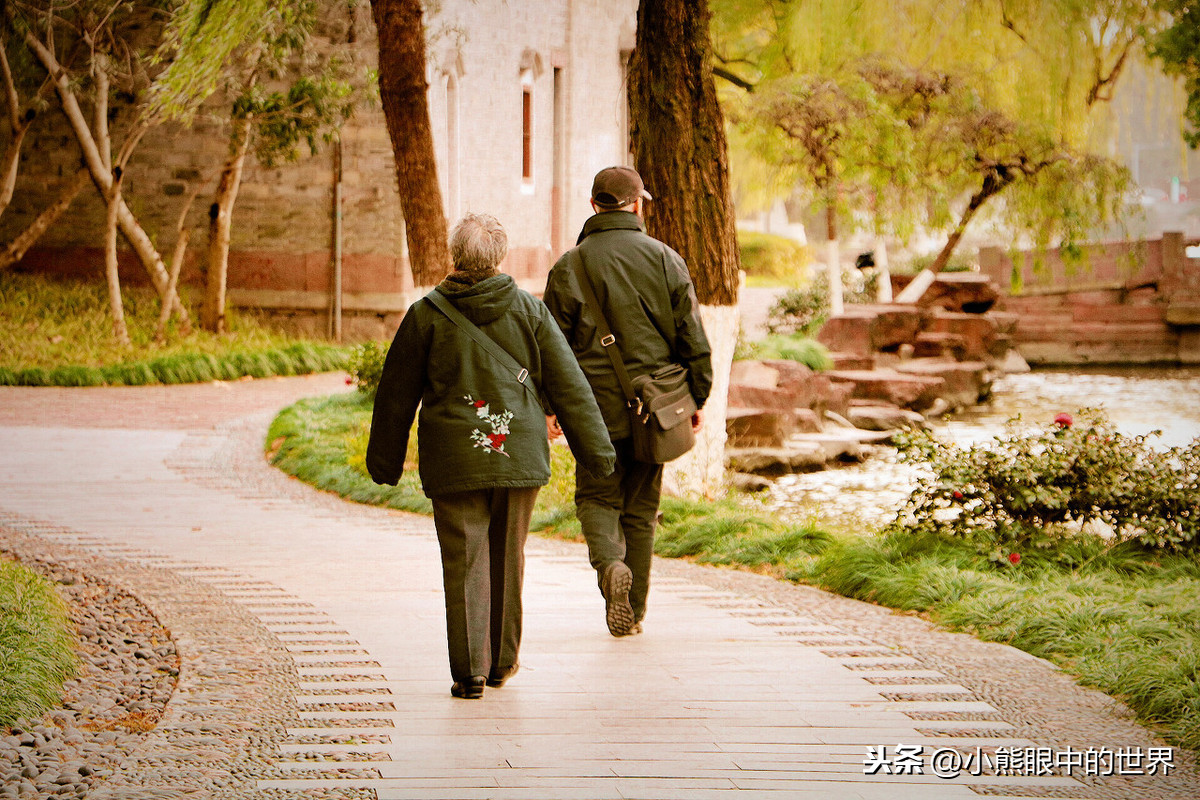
[0,0,638,340]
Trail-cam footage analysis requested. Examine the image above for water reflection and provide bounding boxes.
[755,367,1200,531]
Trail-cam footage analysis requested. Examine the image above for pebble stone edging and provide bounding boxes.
[0,517,374,800]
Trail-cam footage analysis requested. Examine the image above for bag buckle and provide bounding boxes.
[629,398,643,415]
[517,368,529,383]
[600,334,616,347]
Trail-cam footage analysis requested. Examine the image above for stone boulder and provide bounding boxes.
[925,312,999,360]
[893,272,1000,313]
[725,408,820,447]
[825,368,946,411]
[893,358,992,410]
[817,305,928,356]
[727,443,829,477]
[846,403,929,431]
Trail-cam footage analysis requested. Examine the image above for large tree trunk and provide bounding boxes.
[370,0,451,287]
[202,115,252,333]
[629,0,741,498]
[0,168,88,270]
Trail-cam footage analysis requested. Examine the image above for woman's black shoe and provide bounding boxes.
[486,663,519,688]
[450,676,485,699]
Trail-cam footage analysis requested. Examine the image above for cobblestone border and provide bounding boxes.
[0,515,371,800]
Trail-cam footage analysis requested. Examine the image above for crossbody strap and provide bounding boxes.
[426,290,539,402]
[569,249,640,410]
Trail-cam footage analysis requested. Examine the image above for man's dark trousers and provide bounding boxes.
[574,437,662,622]
[431,487,538,682]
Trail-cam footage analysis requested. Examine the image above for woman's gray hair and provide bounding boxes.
[449,213,508,272]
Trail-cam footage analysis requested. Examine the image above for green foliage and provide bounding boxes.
[905,252,976,274]
[268,392,432,514]
[740,333,832,371]
[656,496,831,577]
[0,273,348,384]
[1146,0,1200,148]
[764,271,876,336]
[737,231,811,281]
[810,526,1200,750]
[0,558,78,729]
[347,341,387,397]
[891,408,1200,552]
[148,0,282,123]
[240,73,356,166]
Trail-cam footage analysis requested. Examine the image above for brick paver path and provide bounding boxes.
[1,374,1196,799]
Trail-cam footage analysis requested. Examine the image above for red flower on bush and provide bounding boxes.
[1054,412,1073,429]
[952,490,964,500]
[1008,553,1021,564]
[345,376,354,385]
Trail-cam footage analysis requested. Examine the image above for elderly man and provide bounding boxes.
[542,166,712,637]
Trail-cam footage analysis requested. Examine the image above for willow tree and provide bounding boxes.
[370,0,451,287]
[712,0,1151,293]
[629,0,741,498]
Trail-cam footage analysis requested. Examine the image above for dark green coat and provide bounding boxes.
[542,211,713,439]
[366,274,615,497]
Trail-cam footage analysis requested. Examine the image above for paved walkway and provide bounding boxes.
[0,375,1197,800]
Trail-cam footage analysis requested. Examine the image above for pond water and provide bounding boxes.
[755,366,1200,531]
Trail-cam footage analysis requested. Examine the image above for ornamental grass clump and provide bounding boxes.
[0,558,78,728]
[891,408,1200,554]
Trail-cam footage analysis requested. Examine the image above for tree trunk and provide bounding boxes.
[825,201,843,314]
[202,116,252,333]
[370,0,451,287]
[628,0,741,498]
[104,175,130,345]
[928,183,999,273]
[0,168,88,270]
[628,0,740,306]
[895,181,1002,304]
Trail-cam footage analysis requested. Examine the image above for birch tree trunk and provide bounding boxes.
[370,0,451,287]
[202,115,252,333]
[629,0,741,498]
[104,175,130,345]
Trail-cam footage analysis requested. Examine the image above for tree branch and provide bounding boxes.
[712,64,755,92]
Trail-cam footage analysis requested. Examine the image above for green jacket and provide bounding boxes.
[366,274,616,497]
[543,211,713,439]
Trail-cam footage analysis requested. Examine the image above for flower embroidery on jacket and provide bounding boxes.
[464,395,514,457]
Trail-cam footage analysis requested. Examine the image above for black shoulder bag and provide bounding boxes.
[569,250,696,464]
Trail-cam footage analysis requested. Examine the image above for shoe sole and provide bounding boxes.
[602,562,635,637]
[486,663,519,688]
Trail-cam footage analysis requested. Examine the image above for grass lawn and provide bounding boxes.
[0,557,77,728]
[268,390,1200,753]
[0,272,349,385]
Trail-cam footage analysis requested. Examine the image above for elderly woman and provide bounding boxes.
[367,213,615,699]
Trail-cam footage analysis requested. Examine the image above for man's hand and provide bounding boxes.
[546,414,563,439]
[691,408,704,433]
